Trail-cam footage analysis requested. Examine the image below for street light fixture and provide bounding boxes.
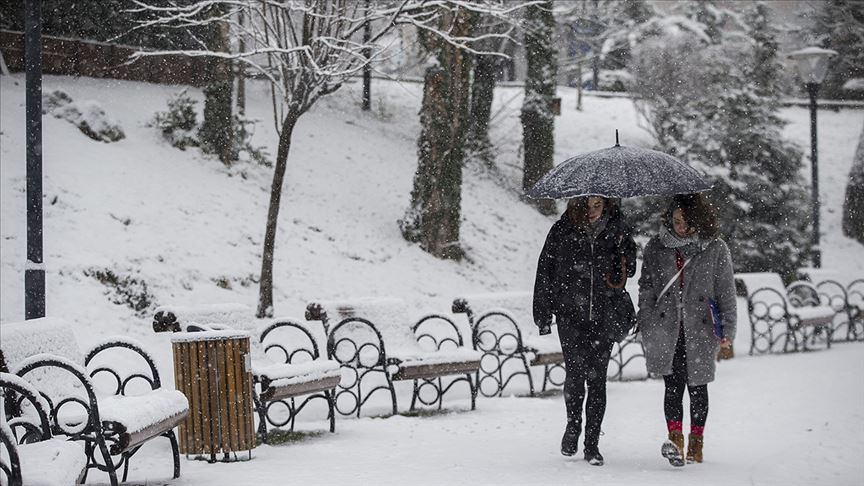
[788,46,837,269]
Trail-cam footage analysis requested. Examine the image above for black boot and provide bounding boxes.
[560,421,580,456]
[583,446,604,466]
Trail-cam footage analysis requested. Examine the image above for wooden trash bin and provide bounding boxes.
[171,330,256,461]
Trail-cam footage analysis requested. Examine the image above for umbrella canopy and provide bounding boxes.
[526,143,712,199]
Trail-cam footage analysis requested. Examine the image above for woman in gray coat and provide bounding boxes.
[637,194,736,467]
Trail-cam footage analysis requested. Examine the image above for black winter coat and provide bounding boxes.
[533,209,637,340]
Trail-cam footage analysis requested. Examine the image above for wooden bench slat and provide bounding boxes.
[392,360,481,381]
[265,375,342,402]
[224,340,239,452]
[531,351,565,367]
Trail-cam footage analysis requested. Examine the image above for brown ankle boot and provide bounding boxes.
[687,434,704,463]
[661,430,685,467]
[669,430,684,454]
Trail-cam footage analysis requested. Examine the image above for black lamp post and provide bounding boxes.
[788,46,837,269]
[25,0,45,319]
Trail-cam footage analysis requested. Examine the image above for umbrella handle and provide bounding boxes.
[605,256,628,289]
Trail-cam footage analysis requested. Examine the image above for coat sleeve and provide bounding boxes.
[713,239,737,342]
[533,225,559,329]
[621,226,638,278]
[637,238,658,315]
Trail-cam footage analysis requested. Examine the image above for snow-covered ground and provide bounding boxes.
[119,342,864,486]
[1,74,863,485]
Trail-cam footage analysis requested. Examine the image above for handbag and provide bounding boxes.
[606,289,636,342]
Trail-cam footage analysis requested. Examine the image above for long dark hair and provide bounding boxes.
[663,193,718,238]
[566,196,620,228]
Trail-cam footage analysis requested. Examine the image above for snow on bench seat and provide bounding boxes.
[18,439,87,486]
[0,417,87,486]
[0,317,188,485]
[98,389,189,453]
[251,359,341,401]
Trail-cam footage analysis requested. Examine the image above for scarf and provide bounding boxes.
[659,223,696,248]
[658,224,711,258]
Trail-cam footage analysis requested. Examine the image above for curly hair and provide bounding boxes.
[664,193,718,238]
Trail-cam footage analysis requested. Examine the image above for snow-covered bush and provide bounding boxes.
[84,267,154,317]
[151,89,199,150]
[151,90,270,166]
[42,90,125,143]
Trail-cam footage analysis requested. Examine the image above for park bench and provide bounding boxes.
[736,273,836,354]
[451,292,562,397]
[452,291,647,397]
[152,304,341,442]
[0,317,189,486]
[1,372,88,486]
[305,298,481,417]
[793,270,864,343]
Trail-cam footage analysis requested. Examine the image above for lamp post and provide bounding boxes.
[788,47,837,269]
[25,0,45,318]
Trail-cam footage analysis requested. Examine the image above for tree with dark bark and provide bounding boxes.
[465,18,511,167]
[521,0,558,216]
[198,5,237,166]
[844,126,864,244]
[400,6,478,261]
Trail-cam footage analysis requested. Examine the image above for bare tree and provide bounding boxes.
[131,0,536,317]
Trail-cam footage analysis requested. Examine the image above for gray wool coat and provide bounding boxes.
[636,235,737,386]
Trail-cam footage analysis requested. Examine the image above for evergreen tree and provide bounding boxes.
[521,0,558,216]
[629,2,811,279]
[400,5,478,260]
[806,0,864,100]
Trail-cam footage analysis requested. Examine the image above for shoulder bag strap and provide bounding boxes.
[655,257,693,303]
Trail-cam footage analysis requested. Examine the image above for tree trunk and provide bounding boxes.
[257,112,299,318]
[236,8,246,115]
[521,1,558,215]
[200,8,236,165]
[466,52,497,167]
[843,125,864,244]
[400,6,476,260]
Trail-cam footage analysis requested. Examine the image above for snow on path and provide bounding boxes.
[111,342,864,486]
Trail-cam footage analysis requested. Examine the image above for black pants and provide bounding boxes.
[557,321,613,448]
[664,328,709,427]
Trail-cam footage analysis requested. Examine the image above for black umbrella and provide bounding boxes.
[526,133,712,199]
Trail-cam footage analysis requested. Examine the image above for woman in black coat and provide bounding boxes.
[533,196,637,466]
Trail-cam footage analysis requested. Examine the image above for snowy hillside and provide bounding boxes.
[2,74,863,486]
[2,75,861,337]
[2,75,863,344]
